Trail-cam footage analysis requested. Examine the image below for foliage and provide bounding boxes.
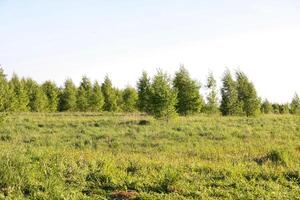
[220,70,261,116]
[261,99,272,114]
[137,71,151,113]
[0,68,11,112]
[173,66,204,115]
[236,71,260,116]
[204,72,219,114]
[8,74,29,112]
[122,86,138,112]
[89,81,104,112]
[76,76,93,111]
[24,78,48,112]
[42,81,59,112]
[0,113,299,199]
[290,93,300,115]
[220,70,243,116]
[272,103,280,114]
[279,103,290,114]
[101,76,118,112]
[0,112,8,124]
[115,88,124,112]
[59,79,77,111]
[148,70,177,119]
[0,68,298,117]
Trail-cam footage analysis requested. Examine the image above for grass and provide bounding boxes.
[0,113,299,199]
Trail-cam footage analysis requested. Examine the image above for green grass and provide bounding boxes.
[0,113,299,199]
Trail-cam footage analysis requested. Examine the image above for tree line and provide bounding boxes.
[0,67,299,118]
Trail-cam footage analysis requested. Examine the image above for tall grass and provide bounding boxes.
[0,113,299,199]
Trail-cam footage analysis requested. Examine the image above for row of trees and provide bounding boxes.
[261,98,300,115]
[0,67,299,117]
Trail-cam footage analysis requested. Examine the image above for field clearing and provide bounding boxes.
[0,113,300,199]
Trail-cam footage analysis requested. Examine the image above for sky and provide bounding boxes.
[0,0,299,103]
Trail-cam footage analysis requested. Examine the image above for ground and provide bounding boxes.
[0,113,299,199]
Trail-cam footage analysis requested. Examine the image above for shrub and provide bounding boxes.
[138,120,150,126]
[254,149,288,166]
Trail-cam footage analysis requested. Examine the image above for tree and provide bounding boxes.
[8,74,29,112]
[76,76,93,111]
[137,71,151,113]
[236,71,260,116]
[115,88,124,112]
[42,81,59,112]
[220,70,243,116]
[173,66,204,115]
[101,76,118,112]
[122,86,138,112]
[261,99,272,114]
[204,72,219,114]
[272,103,280,114]
[89,81,104,112]
[0,68,11,112]
[59,79,77,111]
[24,78,48,112]
[149,70,177,118]
[7,74,19,112]
[279,103,290,114]
[290,93,300,115]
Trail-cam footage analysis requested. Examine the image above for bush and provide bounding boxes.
[138,120,150,126]
[254,149,288,166]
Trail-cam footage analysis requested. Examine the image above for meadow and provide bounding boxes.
[0,113,299,199]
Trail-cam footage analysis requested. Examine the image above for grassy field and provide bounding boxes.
[0,113,299,199]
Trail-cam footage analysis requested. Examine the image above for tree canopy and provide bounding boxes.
[0,67,297,117]
[173,66,203,115]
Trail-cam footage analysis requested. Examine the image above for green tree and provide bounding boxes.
[261,99,272,114]
[115,88,124,112]
[7,75,18,112]
[0,68,11,112]
[76,76,93,111]
[279,104,290,114]
[59,79,77,111]
[205,72,219,114]
[101,76,118,112]
[24,78,48,112]
[89,81,104,112]
[236,71,260,116]
[122,86,138,112]
[290,93,300,115]
[272,103,280,114]
[42,81,59,112]
[173,66,203,115]
[220,70,243,116]
[137,71,151,113]
[149,70,177,118]
[8,74,29,112]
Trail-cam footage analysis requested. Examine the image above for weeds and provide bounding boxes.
[0,113,299,199]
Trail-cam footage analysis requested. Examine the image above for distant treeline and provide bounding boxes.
[0,67,299,118]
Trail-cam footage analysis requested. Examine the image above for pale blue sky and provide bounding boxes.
[1,0,300,103]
